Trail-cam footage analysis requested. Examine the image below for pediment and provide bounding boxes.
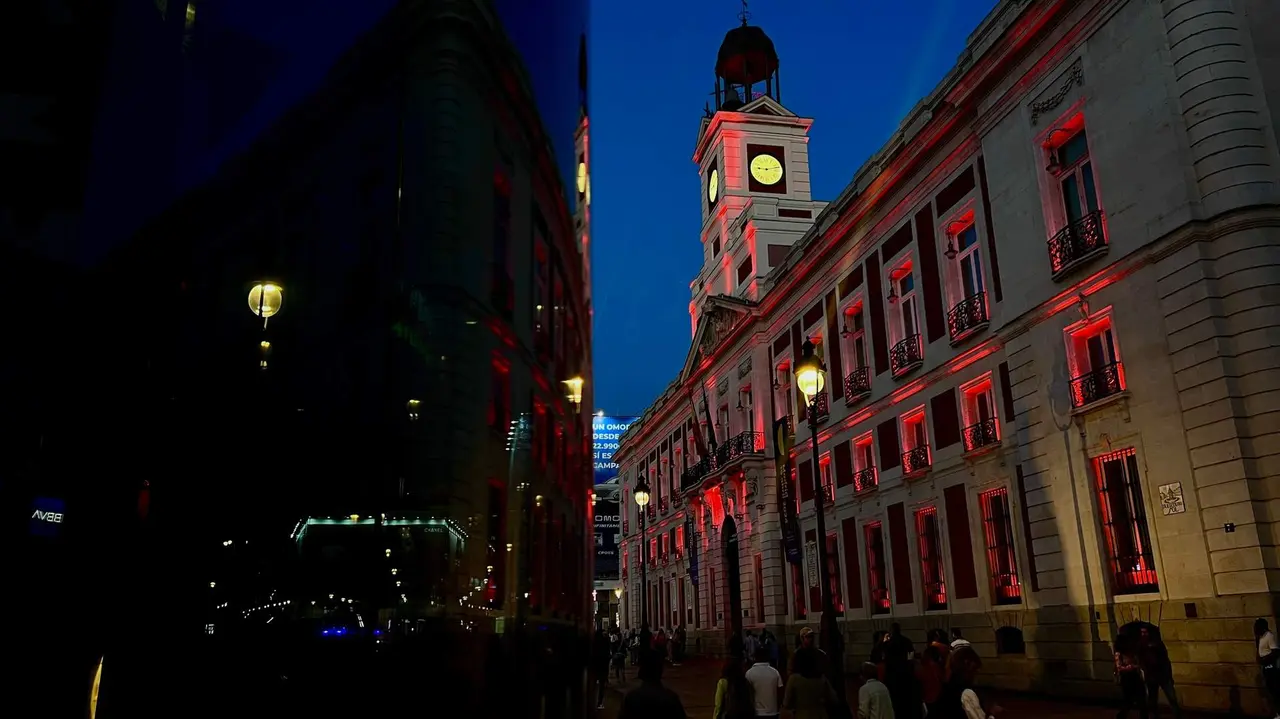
[739,95,795,117]
[680,295,758,382]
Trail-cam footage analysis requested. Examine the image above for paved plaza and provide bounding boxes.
[595,657,1234,719]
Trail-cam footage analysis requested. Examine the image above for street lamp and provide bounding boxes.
[247,283,283,327]
[634,476,651,631]
[794,339,847,713]
[564,376,584,406]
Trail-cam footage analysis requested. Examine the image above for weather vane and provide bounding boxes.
[738,0,750,25]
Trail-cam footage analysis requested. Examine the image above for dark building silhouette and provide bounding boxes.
[8,1,592,717]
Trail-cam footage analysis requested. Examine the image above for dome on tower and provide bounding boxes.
[715,24,778,86]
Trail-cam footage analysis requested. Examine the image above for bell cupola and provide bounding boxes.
[713,3,780,112]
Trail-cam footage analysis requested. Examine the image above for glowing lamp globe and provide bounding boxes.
[793,340,826,401]
[248,283,283,319]
[564,376,585,406]
[634,479,651,507]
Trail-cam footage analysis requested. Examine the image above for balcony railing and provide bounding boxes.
[853,467,878,492]
[962,417,1000,453]
[622,519,629,534]
[658,497,669,514]
[820,483,835,504]
[1048,210,1107,278]
[1069,362,1125,408]
[890,335,923,377]
[807,392,830,424]
[947,292,989,343]
[679,430,765,491]
[645,505,656,520]
[902,445,931,475]
[844,366,871,402]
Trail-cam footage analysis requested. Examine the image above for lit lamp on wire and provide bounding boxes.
[248,282,283,370]
[793,339,847,713]
[633,475,651,631]
[406,399,421,422]
[564,376,584,406]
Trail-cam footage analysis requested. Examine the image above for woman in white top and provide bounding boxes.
[1256,619,1280,719]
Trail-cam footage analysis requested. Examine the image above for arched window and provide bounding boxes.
[995,626,1025,655]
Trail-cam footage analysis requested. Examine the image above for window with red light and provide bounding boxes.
[489,359,510,436]
[1043,117,1107,277]
[960,375,999,452]
[1065,311,1125,408]
[826,532,844,614]
[901,407,931,475]
[980,488,1022,605]
[486,480,506,609]
[890,262,920,345]
[492,163,514,316]
[942,212,990,341]
[790,560,807,619]
[915,507,947,610]
[1094,449,1159,594]
[650,537,658,566]
[853,433,877,491]
[865,522,890,613]
[675,525,685,558]
[841,301,869,371]
[661,533,670,563]
[819,456,834,503]
[1051,125,1100,229]
[774,360,796,436]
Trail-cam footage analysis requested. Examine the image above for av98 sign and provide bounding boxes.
[593,415,638,486]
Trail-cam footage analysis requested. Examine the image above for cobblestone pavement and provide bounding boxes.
[594,658,1229,719]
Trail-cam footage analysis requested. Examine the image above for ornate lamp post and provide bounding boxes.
[794,339,847,712]
[633,476,651,630]
[248,282,283,369]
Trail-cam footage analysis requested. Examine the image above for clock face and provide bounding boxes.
[576,162,587,194]
[707,169,720,204]
[750,154,784,186]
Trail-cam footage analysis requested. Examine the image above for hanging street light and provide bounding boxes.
[564,376,585,406]
[247,283,283,327]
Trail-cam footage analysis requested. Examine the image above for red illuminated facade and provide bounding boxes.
[615,0,1280,710]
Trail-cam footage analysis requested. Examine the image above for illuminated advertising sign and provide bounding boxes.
[593,480,621,581]
[592,415,638,486]
[30,496,65,538]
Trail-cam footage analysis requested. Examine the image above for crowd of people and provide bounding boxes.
[590,616,1280,719]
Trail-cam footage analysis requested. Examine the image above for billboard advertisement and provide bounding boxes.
[592,415,638,486]
[593,479,621,581]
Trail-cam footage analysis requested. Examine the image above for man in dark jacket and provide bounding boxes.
[1138,626,1181,719]
[618,649,686,719]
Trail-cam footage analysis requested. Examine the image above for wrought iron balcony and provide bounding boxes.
[806,392,830,425]
[902,445,931,476]
[853,467,878,492]
[947,292,989,343]
[890,335,923,377]
[1047,210,1107,279]
[844,366,871,403]
[645,504,656,520]
[659,497,669,514]
[962,417,1000,453]
[1070,362,1125,408]
[678,430,764,491]
[622,519,629,534]
[819,482,835,504]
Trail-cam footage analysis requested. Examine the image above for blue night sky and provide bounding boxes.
[590,0,997,416]
[185,0,998,417]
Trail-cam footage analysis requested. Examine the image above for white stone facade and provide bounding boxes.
[617,0,1280,711]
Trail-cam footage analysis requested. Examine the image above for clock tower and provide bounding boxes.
[691,11,827,321]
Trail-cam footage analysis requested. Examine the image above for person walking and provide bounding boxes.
[883,624,919,719]
[784,643,838,719]
[857,661,895,719]
[1114,635,1148,719]
[746,647,786,719]
[592,628,612,709]
[714,656,757,719]
[618,649,686,719]
[1137,626,1179,719]
[933,646,997,719]
[1256,618,1280,719]
[949,629,971,650]
[916,629,951,716]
